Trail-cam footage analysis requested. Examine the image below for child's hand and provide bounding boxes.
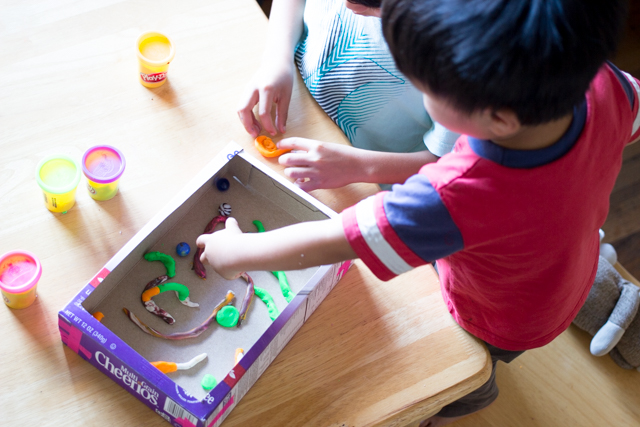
[196,217,245,280]
[278,138,363,191]
[237,61,294,138]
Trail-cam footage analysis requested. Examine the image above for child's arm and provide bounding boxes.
[277,137,439,191]
[237,0,305,137]
[195,217,356,280]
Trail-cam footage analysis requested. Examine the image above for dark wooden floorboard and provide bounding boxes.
[616,145,640,193]
[612,230,640,277]
[607,20,640,279]
[604,183,640,241]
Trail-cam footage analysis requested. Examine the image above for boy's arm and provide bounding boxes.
[277,137,438,191]
[237,0,306,137]
[196,217,356,280]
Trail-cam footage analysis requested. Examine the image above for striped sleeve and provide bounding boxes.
[609,62,640,142]
[341,173,464,281]
[622,71,640,142]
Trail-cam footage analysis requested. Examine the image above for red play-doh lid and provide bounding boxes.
[0,250,42,294]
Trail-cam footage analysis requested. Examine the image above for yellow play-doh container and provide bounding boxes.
[82,145,126,201]
[36,154,81,213]
[136,31,175,88]
[86,179,118,200]
[0,250,42,309]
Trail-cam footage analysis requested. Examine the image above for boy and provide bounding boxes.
[238,0,459,191]
[204,0,640,425]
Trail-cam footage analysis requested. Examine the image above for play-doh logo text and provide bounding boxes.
[96,351,159,405]
[140,72,167,83]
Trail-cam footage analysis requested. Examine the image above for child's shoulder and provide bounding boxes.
[592,63,638,114]
[588,63,640,142]
[418,137,482,188]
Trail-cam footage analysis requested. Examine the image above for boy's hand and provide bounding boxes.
[278,138,364,191]
[196,217,244,280]
[237,61,294,138]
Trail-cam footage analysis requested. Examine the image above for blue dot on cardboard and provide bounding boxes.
[216,178,230,192]
[176,242,190,257]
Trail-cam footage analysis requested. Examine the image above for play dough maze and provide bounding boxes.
[80,150,330,400]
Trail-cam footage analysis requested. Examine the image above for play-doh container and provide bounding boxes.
[36,154,82,213]
[82,145,126,201]
[0,250,42,309]
[136,31,175,88]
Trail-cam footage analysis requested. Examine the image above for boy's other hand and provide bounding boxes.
[278,138,362,191]
[196,217,244,280]
[237,62,294,138]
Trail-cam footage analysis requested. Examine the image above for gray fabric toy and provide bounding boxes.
[573,256,640,370]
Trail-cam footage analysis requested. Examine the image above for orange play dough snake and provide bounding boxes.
[254,136,291,158]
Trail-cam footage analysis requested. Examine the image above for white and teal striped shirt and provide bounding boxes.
[295,0,458,157]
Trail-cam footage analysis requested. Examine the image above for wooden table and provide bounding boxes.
[0,1,490,426]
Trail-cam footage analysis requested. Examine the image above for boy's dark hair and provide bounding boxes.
[348,0,382,7]
[382,0,628,125]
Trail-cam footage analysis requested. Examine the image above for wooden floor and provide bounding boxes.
[257,2,640,425]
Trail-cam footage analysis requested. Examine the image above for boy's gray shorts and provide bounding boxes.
[435,342,524,418]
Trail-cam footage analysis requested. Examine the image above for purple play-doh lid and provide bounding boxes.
[82,145,126,184]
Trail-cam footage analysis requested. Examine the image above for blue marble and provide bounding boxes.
[215,178,230,192]
[176,242,191,257]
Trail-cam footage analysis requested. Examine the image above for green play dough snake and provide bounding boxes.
[144,251,176,277]
[254,286,279,321]
[157,283,190,301]
[272,270,294,303]
[252,220,295,302]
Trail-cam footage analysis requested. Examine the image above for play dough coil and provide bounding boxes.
[254,136,291,158]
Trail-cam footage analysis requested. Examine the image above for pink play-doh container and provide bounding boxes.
[0,250,42,309]
[82,145,126,201]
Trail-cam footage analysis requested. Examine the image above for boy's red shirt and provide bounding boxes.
[343,63,640,350]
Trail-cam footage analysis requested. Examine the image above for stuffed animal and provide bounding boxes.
[573,253,640,370]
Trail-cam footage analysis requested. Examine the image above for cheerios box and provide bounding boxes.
[58,142,351,427]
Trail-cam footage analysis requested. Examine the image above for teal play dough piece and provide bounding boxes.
[144,251,176,277]
[216,305,240,327]
[254,286,279,321]
[201,374,217,390]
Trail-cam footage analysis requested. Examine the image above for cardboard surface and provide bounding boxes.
[82,153,328,399]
